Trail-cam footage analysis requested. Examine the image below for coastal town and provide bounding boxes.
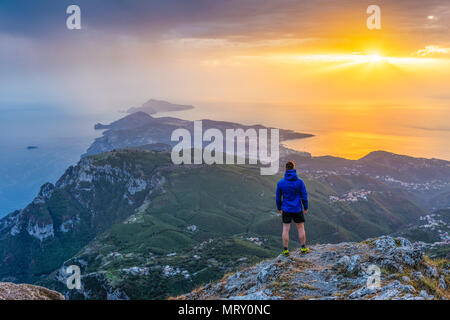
[329,190,373,203]
[418,213,450,245]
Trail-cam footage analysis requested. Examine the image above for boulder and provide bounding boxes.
[348,285,377,299]
[371,280,415,300]
[420,290,434,300]
[438,276,447,290]
[373,236,397,251]
[256,263,279,283]
[0,283,64,300]
[229,289,282,300]
[376,238,424,272]
[425,264,439,278]
[347,255,361,275]
[412,271,423,280]
[334,256,350,271]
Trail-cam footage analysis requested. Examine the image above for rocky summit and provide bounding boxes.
[0,283,64,300]
[179,236,449,300]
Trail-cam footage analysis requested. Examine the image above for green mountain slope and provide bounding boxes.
[0,149,426,298]
[0,150,171,283]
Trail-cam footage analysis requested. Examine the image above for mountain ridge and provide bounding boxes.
[2,148,444,298]
[85,112,314,157]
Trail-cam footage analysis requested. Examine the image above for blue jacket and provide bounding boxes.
[276,169,308,213]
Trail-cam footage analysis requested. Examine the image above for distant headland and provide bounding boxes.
[124,99,194,115]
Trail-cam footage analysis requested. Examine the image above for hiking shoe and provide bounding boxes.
[300,247,310,254]
[282,249,290,257]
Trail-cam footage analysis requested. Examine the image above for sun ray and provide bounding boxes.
[260,51,442,75]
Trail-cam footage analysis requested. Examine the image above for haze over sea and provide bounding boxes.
[1,98,449,216]
[0,104,116,216]
[157,98,450,161]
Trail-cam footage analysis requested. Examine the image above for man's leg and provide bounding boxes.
[296,222,306,246]
[282,223,291,249]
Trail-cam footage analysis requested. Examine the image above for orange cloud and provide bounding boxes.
[414,46,450,56]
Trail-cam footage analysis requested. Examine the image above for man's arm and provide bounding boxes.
[276,183,282,212]
[299,180,308,212]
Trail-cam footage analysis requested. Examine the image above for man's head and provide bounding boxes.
[285,161,295,171]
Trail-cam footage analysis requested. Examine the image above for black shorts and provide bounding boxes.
[282,211,305,224]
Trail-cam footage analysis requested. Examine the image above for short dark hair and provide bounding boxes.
[285,161,295,170]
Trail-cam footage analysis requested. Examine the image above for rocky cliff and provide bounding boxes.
[0,283,64,300]
[0,150,171,283]
[179,236,449,300]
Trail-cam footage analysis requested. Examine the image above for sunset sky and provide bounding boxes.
[1,0,449,159]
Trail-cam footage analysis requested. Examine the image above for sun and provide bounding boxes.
[363,50,386,63]
[368,53,383,63]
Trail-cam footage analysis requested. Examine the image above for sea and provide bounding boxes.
[0,104,114,216]
[1,99,449,216]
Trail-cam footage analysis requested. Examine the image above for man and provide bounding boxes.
[276,161,309,257]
